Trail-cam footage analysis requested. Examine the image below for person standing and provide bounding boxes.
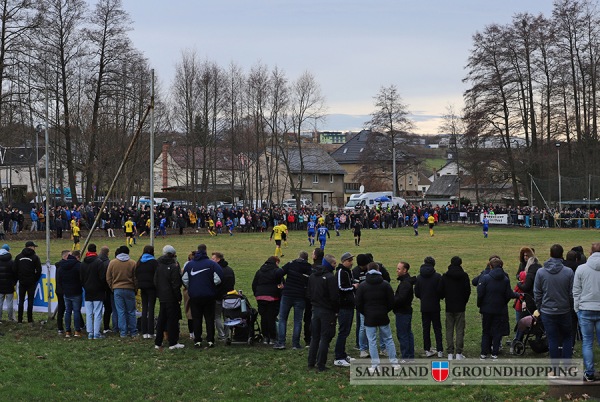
[317,225,330,251]
[573,242,600,382]
[332,252,356,366]
[482,215,490,238]
[15,241,42,323]
[307,254,339,372]
[270,224,285,258]
[212,251,235,341]
[124,216,135,247]
[106,245,138,338]
[71,222,81,252]
[393,261,415,362]
[80,244,106,339]
[353,218,362,246]
[356,261,399,371]
[0,244,15,322]
[273,251,311,350]
[441,256,471,360]
[56,251,83,337]
[534,244,575,363]
[98,246,115,334]
[182,244,223,348]
[412,213,419,236]
[154,245,184,350]
[135,245,158,339]
[427,214,435,237]
[252,256,283,345]
[414,256,443,357]
[30,208,38,232]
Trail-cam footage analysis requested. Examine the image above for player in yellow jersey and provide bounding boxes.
[139,218,151,237]
[279,223,289,247]
[427,214,435,237]
[270,223,284,258]
[72,223,81,251]
[207,217,216,236]
[124,216,135,247]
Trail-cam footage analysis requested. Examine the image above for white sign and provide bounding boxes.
[480,214,508,225]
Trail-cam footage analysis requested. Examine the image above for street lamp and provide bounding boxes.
[556,142,561,213]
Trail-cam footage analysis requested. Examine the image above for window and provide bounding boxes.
[343,148,348,154]
[408,175,413,185]
[330,174,334,183]
[298,174,303,182]
[313,174,319,184]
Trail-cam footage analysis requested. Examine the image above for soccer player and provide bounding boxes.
[317,225,330,250]
[412,214,419,236]
[353,218,362,246]
[280,222,289,247]
[482,215,490,238]
[158,215,167,238]
[71,222,81,251]
[334,215,341,236]
[226,217,234,236]
[428,214,435,237]
[207,217,216,236]
[124,216,134,247]
[270,223,285,258]
[307,219,316,246]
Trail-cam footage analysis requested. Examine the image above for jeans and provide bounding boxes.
[277,295,306,348]
[445,311,465,354]
[0,292,14,321]
[357,313,384,351]
[307,307,336,370]
[215,300,227,340]
[542,312,573,360]
[140,288,156,335]
[578,310,600,376]
[85,300,103,338]
[18,283,36,323]
[395,313,415,359]
[113,288,137,337]
[366,324,398,367]
[334,308,354,359]
[421,311,443,352]
[64,294,83,332]
[11,220,17,234]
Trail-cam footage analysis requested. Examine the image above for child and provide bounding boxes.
[510,270,527,353]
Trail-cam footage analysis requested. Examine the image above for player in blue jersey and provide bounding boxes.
[317,225,330,250]
[334,215,340,236]
[307,219,316,246]
[412,213,419,236]
[482,215,490,238]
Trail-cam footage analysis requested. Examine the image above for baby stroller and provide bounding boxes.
[222,291,262,346]
[512,294,548,356]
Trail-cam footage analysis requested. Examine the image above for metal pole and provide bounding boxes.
[392,145,397,197]
[557,144,562,213]
[45,91,51,319]
[149,70,155,247]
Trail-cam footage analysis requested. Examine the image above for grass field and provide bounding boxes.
[1,224,598,401]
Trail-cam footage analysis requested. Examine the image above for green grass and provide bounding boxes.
[1,225,597,401]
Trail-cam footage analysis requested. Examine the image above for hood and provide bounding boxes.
[193,251,209,261]
[140,253,156,263]
[59,255,79,271]
[83,255,98,264]
[260,261,278,272]
[20,247,36,257]
[218,259,229,268]
[0,249,11,260]
[366,270,383,285]
[445,265,465,278]
[419,264,436,278]
[585,252,600,271]
[157,255,176,265]
[313,264,327,276]
[116,253,130,262]
[543,257,565,274]
[488,267,506,280]
[397,273,415,284]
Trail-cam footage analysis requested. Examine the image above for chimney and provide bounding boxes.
[162,141,170,190]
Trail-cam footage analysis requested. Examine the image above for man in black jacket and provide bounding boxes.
[98,246,115,334]
[80,244,106,339]
[394,261,415,362]
[307,254,339,372]
[56,251,83,337]
[15,241,42,323]
[0,244,15,322]
[441,256,471,360]
[333,252,357,366]
[414,256,443,358]
[274,251,311,350]
[154,245,183,350]
[356,262,399,371]
[212,251,235,341]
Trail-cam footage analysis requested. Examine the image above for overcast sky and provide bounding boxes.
[120,0,555,134]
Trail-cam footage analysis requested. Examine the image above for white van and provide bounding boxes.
[344,192,406,210]
[283,198,312,208]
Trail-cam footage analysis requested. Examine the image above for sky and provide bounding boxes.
[119,0,556,134]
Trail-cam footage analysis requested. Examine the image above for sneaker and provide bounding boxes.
[584,373,597,382]
[292,346,302,350]
[194,342,202,348]
[74,331,82,338]
[491,355,498,360]
[345,356,356,362]
[367,367,379,375]
[455,354,465,360]
[169,343,185,350]
[189,332,194,339]
[154,345,161,350]
[57,330,64,335]
[88,334,94,340]
[448,353,453,360]
[359,350,369,358]
[273,344,286,350]
[65,331,72,338]
[102,329,112,334]
[437,351,444,358]
[334,359,351,367]
[480,354,487,360]
[207,342,214,348]
[425,350,437,358]
[95,334,105,340]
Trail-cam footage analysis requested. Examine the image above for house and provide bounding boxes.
[330,129,420,202]
[424,175,460,206]
[276,145,346,208]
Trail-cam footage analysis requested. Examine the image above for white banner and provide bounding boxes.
[480,214,508,225]
[2,264,58,314]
